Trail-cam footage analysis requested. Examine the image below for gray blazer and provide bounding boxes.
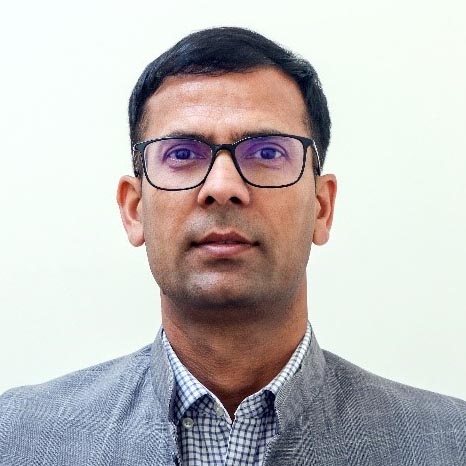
[1,327,465,465]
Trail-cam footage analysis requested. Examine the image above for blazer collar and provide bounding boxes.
[150,327,177,423]
[274,325,327,432]
[149,323,327,430]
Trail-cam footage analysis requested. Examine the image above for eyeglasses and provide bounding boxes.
[133,133,321,191]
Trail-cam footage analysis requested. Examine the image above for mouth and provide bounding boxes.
[192,231,257,258]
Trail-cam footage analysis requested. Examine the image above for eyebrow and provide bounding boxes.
[160,129,291,143]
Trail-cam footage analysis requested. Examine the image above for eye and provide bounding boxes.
[245,145,286,160]
[162,142,209,163]
[166,148,195,160]
[257,147,283,160]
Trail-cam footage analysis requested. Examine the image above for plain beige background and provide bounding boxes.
[0,0,465,399]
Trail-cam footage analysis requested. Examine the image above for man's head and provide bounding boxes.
[128,27,331,178]
[117,27,336,326]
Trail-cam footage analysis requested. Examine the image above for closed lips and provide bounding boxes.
[194,232,254,246]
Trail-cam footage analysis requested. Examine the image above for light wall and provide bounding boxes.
[0,0,465,399]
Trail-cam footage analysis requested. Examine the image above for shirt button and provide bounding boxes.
[215,404,224,417]
[182,417,194,429]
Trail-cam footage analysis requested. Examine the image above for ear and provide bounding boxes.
[116,175,145,247]
[312,174,337,246]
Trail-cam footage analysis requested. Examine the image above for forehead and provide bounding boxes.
[140,67,310,142]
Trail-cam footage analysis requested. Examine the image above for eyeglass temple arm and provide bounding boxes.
[311,140,322,176]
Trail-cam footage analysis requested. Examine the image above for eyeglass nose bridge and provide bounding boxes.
[204,142,247,181]
[210,142,237,159]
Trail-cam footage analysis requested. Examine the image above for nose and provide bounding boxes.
[197,151,250,206]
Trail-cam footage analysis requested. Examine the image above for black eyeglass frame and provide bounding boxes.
[133,133,322,191]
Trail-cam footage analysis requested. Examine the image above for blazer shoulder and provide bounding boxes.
[0,344,154,429]
[0,346,173,464]
[322,349,466,429]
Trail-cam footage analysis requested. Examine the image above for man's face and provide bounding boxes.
[118,67,336,317]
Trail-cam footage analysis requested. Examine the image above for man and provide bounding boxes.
[0,27,465,466]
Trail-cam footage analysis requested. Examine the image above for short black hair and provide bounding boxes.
[129,27,331,176]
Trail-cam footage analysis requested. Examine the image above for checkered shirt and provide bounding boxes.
[162,323,311,466]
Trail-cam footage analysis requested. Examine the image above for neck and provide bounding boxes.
[161,281,308,418]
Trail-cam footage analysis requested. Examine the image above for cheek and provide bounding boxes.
[141,193,180,259]
[287,208,314,255]
[141,189,197,254]
[261,188,314,258]
[277,184,314,227]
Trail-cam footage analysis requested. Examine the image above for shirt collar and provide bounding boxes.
[162,331,211,424]
[262,323,311,396]
[162,323,312,424]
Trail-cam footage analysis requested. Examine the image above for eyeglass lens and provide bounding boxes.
[143,136,306,189]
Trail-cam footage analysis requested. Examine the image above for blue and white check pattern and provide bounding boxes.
[162,323,311,466]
